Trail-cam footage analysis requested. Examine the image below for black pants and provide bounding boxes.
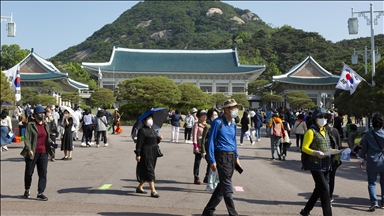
[329,161,340,200]
[303,171,332,216]
[184,128,192,140]
[202,152,238,216]
[193,153,210,181]
[50,134,56,158]
[96,131,107,144]
[83,125,93,143]
[112,122,116,134]
[296,134,304,148]
[24,153,48,194]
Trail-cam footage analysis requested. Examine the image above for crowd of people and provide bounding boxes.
[1,101,383,215]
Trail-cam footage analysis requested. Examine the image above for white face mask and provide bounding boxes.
[317,118,327,127]
[146,119,153,127]
[230,109,238,118]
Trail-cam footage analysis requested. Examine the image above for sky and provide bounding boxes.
[1,1,383,59]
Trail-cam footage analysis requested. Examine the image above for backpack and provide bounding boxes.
[272,120,283,137]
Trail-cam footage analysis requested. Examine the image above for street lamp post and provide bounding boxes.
[351,46,381,74]
[349,3,384,87]
[1,13,16,37]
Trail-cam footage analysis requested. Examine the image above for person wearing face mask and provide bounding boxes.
[60,110,74,160]
[192,110,208,185]
[299,108,332,216]
[134,115,163,198]
[20,106,54,201]
[202,99,242,216]
[44,107,58,162]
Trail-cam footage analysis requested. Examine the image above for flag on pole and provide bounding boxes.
[319,101,323,108]
[4,64,21,101]
[14,64,21,101]
[98,67,102,80]
[335,64,363,95]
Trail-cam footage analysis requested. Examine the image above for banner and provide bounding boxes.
[335,64,363,95]
[4,64,21,101]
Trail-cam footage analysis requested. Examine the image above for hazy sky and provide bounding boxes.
[1,1,383,59]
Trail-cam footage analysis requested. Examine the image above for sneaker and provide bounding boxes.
[257,139,260,142]
[299,209,310,216]
[282,155,286,161]
[239,143,243,146]
[96,144,99,148]
[37,193,48,201]
[89,142,95,145]
[251,142,255,145]
[80,143,86,147]
[369,204,379,211]
[194,179,201,185]
[104,143,108,147]
[2,146,8,151]
[23,189,30,198]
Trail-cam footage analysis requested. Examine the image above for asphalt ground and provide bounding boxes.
[1,125,383,216]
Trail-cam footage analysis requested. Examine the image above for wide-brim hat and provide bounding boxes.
[312,108,331,120]
[222,99,241,108]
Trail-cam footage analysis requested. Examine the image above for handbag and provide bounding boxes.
[157,145,163,157]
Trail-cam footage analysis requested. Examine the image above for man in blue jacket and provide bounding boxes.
[359,112,384,211]
[263,104,273,137]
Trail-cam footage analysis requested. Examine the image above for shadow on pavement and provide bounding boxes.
[0,157,24,162]
[1,194,26,199]
[57,187,135,196]
[98,212,183,216]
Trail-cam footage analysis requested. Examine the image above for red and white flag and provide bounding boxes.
[335,64,363,95]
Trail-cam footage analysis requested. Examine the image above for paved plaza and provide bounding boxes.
[1,125,383,216]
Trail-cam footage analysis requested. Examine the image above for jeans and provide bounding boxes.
[24,153,48,194]
[367,171,384,206]
[303,171,332,216]
[240,129,253,144]
[270,135,281,159]
[202,152,238,216]
[266,127,271,137]
[254,127,261,140]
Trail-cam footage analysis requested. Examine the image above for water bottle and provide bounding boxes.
[340,148,351,162]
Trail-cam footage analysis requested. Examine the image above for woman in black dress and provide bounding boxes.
[61,110,73,160]
[135,115,163,198]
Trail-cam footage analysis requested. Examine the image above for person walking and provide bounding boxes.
[249,109,256,128]
[358,113,384,211]
[60,110,74,160]
[280,114,291,161]
[239,111,254,146]
[135,114,163,198]
[262,105,273,137]
[0,109,13,151]
[253,109,263,142]
[267,112,285,160]
[170,109,182,143]
[184,112,195,143]
[325,116,342,205]
[20,106,54,201]
[95,110,108,148]
[72,106,82,141]
[111,108,121,135]
[192,110,208,185]
[81,109,94,147]
[44,107,58,162]
[202,99,242,216]
[300,108,332,216]
[293,114,307,150]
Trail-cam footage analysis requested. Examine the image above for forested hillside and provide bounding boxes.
[52,0,384,80]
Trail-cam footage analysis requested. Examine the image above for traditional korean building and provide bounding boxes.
[267,54,340,109]
[3,48,89,105]
[81,45,266,95]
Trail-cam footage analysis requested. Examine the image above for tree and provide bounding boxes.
[33,94,56,106]
[117,76,181,109]
[39,80,63,94]
[247,79,270,95]
[21,87,37,105]
[211,93,228,108]
[0,44,30,70]
[64,62,97,90]
[0,70,16,105]
[90,88,115,107]
[61,92,82,105]
[261,91,284,106]
[177,83,210,110]
[286,91,316,110]
[231,93,249,108]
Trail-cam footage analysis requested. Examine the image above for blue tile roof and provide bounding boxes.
[20,73,67,81]
[82,47,265,73]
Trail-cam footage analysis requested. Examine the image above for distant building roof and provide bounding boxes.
[82,46,266,74]
[272,55,340,85]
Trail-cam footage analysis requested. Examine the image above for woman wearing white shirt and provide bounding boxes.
[0,109,13,151]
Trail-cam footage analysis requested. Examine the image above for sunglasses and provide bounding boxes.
[317,115,328,119]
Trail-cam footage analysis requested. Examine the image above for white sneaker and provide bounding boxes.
[257,139,260,142]
[80,143,86,147]
[184,140,187,143]
[104,143,108,147]
[251,142,255,145]
[96,144,99,148]
[90,142,95,145]
[2,146,8,151]
[239,143,243,146]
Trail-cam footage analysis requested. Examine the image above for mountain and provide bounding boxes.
[52,0,384,78]
[53,0,270,63]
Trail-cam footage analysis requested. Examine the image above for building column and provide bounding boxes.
[228,80,232,96]
[212,80,216,94]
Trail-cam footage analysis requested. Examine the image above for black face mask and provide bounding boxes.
[36,113,45,120]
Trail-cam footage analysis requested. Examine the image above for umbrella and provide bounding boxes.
[60,106,79,126]
[0,100,15,107]
[131,108,168,142]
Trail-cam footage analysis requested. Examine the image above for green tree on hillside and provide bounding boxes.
[0,44,30,70]
[90,88,116,107]
[177,83,210,110]
[39,80,63,94]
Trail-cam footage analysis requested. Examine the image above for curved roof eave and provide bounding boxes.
[67,78,89,89]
